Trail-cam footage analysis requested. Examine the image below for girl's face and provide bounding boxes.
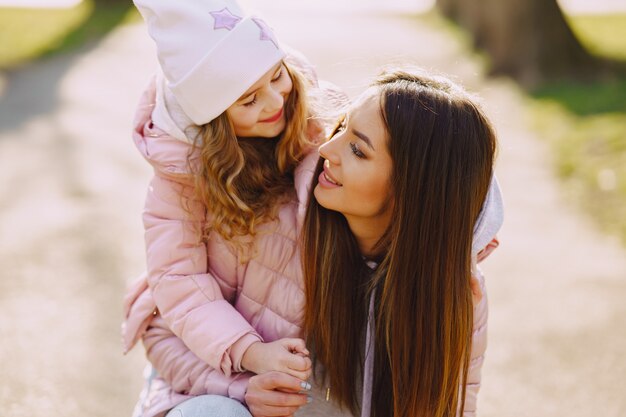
[314,87,393,226]
[226,63,292,138]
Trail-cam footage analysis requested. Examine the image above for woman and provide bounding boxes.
[245,67,502,417]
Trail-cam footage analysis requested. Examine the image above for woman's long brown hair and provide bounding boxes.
[302,68,497,417]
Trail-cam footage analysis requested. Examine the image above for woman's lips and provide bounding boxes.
[318,165,342,188]
[260,108,283,123]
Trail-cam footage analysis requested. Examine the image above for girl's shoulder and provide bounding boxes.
[283,45,318,87]
[307,80,351,141]
[132,75,198,180]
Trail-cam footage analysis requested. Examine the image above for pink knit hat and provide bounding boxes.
[134,0,285,125]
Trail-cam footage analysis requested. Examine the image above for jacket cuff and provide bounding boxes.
[229,333,264,373]
[228,372,253,403]
[476,236,500,263]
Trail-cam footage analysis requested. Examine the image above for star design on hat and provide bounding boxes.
[210,7,242,31]
[252,17,279,49]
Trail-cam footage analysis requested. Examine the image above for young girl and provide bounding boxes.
[121,0,335,415]
[246,68,503,417]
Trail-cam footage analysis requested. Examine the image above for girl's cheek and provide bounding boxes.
[245,115,258,128]
[232,112,254,128]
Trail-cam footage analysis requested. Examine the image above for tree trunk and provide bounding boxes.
[436,0,602,87]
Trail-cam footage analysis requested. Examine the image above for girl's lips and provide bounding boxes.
[260,108,283,123]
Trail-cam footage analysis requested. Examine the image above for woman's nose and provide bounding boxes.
[318,137,341,166]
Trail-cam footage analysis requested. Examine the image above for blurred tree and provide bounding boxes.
[436,0,610,87]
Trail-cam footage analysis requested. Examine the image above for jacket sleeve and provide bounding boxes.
[132,79,262,375]
[142,167,263,375]
[460,269,489,417]
[143,314,253,403]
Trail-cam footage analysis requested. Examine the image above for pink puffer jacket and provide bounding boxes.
[121,77,320,417]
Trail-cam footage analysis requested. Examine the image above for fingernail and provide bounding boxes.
[307,395,313,403]
[300,381,311,391]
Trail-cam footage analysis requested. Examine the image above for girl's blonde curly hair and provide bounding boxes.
[188,61,314,256]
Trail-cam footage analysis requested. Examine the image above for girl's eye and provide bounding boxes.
[271,69,283,82]
[243,96,257,107]
[350,142,365,159]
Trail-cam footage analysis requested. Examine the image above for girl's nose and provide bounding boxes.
[266,86,284,112]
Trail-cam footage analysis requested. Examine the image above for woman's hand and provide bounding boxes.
[245,371,311,417]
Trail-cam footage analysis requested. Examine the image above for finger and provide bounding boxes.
[249,404,300,417]
[284,368,311,382]
[251,371,308,393]
[282,338,310,356]
[286,352,312,372]
[251,404,301,417]
[248,388,308,408]
[470,275,483,303]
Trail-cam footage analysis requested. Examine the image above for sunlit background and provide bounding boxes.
[1,1,625,416]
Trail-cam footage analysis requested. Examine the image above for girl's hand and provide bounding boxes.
[241,338,312,381]
[470,274,483,304]
[245,371,311,417]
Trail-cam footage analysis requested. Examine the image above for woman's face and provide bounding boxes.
[314,87,393,225]
[226,63,292,138]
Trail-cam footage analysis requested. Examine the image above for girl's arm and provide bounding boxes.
[143,171,263,375]
[142,315,311,404]
[143,314,253,402]
[130,79,262,376]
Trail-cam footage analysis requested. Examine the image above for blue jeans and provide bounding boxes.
[165,395,253,417]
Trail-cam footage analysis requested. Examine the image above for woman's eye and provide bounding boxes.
[350,142,365,159]
[243,96,257,107]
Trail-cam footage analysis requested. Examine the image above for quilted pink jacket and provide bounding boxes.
[122,74,322,417]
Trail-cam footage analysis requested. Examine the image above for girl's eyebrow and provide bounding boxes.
[239,91,256,102]
[237,64,283,102]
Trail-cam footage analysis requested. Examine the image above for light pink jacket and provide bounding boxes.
[122,76,321,417]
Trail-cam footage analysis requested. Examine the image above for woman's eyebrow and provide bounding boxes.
[352,128,374,150]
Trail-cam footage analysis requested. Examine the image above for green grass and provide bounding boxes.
[531,14,626,244]
[566,13,626,60]
[0,0,138,70]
